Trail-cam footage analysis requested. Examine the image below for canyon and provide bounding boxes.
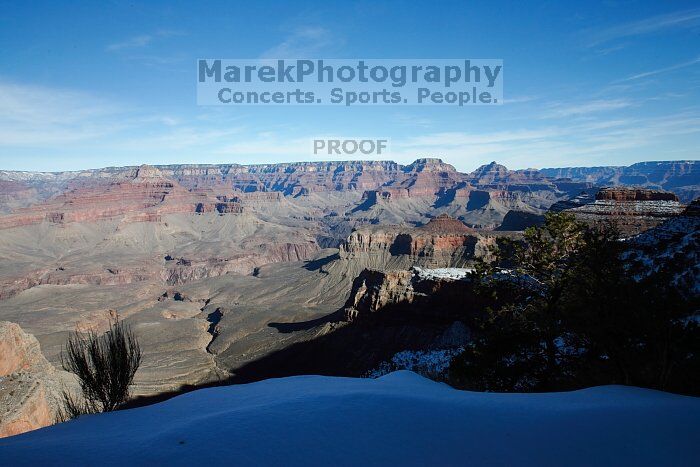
[0,158,697,437]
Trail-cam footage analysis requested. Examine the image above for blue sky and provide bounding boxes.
[0,0,699,172]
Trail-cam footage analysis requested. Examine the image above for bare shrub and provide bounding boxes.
[57,318,142,421]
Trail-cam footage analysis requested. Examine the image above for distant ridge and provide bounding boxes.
[1,159,698,202]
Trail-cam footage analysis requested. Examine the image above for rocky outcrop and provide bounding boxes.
[468,161,511,185]
[395,158,465,197]
[195,201,244,214]
[344,267,479,321]
[358,158,467,202]
[224,264,486,382]
[551,188,685,235]
[340,215,501,267]
[0,322,53,376]
[0,322,58,438]
[0,376,53,439]
[595,188,679,202]
[419,213,472,233]
[344,269,416,320]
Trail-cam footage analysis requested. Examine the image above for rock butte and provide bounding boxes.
[552,187,685,235]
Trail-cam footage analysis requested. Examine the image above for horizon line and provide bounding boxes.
[1,158,697,176]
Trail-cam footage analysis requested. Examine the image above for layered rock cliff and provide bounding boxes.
[550,187,685,235]
[2,159,694,205]
[0,165,244,230]
[595,188,679,202]
[339,215,503,269]
[3,159,691,235]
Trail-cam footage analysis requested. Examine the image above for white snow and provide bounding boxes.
[624,210,700,293]
[365,348,463,379]
[588,200,684,215]
[1,371,698,466]
[412,267,473,281]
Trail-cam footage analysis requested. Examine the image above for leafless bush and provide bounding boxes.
[58,318,142,421]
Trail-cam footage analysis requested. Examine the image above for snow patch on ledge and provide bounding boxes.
[366,348,464,380]
[412,267,474,281]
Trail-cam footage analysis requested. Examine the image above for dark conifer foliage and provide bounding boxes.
[450,212,699,395]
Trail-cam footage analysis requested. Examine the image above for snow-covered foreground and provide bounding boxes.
[1,371,698,466]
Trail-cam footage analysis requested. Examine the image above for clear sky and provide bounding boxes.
[1,0,699,172]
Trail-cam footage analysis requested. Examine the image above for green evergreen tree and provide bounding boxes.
[450,213,699,395]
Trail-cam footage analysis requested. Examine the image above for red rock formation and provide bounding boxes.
[340,216,501,266]
[377,187,411,200]
[0,380,53,439]
[419,213,472,233]
[377,158,466,199]
[0,165,242,229]
[0,159,641,228]
[195,201,244,214]
[468,161,511,185]
[161,241,319,286]
[0,322,57,438]
[0,322,52,375]
[355,158,473,203]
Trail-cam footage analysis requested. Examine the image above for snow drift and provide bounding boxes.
[0,371,698,466]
